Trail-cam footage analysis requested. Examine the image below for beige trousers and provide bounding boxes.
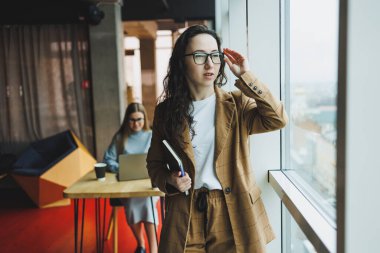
[185,188,236,253]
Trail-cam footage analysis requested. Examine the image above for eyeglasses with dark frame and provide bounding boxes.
[184,52,224,65]
[128,117,144,123]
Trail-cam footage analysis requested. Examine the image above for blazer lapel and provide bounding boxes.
[182,122,195,172]
[214,87,235,162]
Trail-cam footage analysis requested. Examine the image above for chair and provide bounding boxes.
[105,197,165,253]
[106,198,123,253]
[11,130,96,208]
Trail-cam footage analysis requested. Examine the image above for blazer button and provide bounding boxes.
[258,90,262,94]
[253,86,257,90]
[249,82,253,87]
[224,187,231,194]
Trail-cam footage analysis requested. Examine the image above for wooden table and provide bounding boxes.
[64,171,165,253]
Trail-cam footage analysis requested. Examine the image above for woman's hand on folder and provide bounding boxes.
[167,171,192,193]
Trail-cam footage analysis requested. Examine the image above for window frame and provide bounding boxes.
[269,171,336,252]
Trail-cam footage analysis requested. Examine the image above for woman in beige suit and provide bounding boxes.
[147,25,287,253]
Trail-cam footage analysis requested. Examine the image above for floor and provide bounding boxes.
[0,176,162,253]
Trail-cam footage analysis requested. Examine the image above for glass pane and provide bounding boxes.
[283,208,317,253]
[284,0,339,220]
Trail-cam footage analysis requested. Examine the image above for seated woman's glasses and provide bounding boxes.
[185,52,224,65]
[128,118,144,123]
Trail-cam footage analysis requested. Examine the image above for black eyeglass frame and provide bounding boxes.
[128,117,144,123]
[184,52,224,65]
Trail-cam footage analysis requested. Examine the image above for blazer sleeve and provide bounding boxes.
[146,106,180,195]
[234,71,288,134]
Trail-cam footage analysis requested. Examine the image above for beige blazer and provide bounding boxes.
[147,71,288,253]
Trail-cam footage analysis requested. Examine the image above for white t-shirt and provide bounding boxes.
[191,93,222,190]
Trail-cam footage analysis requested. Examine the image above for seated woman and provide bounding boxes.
[103,102,159,253]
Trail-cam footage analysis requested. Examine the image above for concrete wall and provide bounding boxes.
[89,3,125,160]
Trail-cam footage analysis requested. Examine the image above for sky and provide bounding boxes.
[290,0,339,84]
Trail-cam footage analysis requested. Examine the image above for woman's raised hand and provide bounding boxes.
[223,48,250,78]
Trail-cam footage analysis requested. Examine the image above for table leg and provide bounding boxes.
[73,199,86,253]
[150,197,159,247]
[80,199,86,253]
[74,199,78,253]
[102,198,107,253]
[95,199,99,253]
[113,207,118,253]
[95,198,107,253]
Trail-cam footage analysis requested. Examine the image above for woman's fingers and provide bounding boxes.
[224,52,240,66]
[178,180,191,192]
[179,181,191,192]
[223,50,237,64]
[224,55,234,68]
[181,173,192,192]
[170,171,192,192]
[224,48,242,58]
[223,50,241,76]
[224,53,233,66]
[223,48,250,77]
[225,49,245,66]
[224,48,245,65]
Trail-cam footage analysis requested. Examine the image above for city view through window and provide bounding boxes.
[284,0,339,221]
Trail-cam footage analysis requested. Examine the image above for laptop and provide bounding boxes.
[118,154,150,181]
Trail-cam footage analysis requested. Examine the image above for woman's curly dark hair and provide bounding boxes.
[158,25,227,149]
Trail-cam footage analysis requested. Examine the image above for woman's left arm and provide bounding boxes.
[103,137,120,173]
[224,48,288,134]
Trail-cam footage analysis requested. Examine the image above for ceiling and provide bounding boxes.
[121,0,214,22]
[121,0,214,39]
[0,0,214,38]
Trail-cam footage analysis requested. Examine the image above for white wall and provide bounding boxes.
[344,0,380,252]
[247,1,282,253]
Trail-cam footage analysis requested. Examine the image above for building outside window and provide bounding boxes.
[282,0,339,223]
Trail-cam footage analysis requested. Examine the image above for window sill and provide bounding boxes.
[269,170,336,253]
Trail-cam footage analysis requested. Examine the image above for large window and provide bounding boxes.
[283,208,317,253]
[282,0,339,222]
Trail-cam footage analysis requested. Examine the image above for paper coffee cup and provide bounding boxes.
[94,163,107,181]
